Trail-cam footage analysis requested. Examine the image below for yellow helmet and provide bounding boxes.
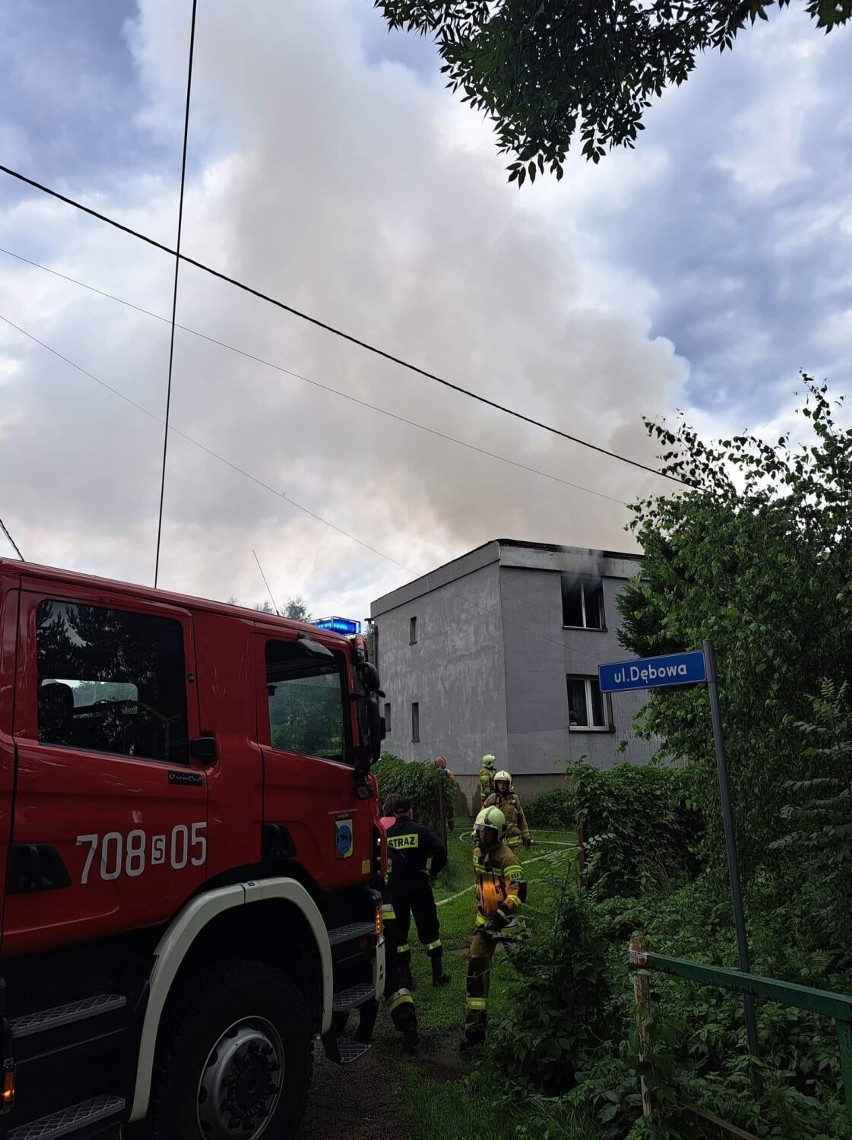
[481,754,496,768]
[474,806,506,836]
[494,769,513,790]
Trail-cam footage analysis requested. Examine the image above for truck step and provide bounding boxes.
[328,921,376,946]
[337,1040,371,1064]
[10,995,126,1039]
[332,983,375,1012]
[320,1035,372,1065]
[9,1095,124,1140]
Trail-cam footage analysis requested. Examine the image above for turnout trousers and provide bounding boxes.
[464,928,497,1042]
[391,877,445,985]
[376,899,417,1048]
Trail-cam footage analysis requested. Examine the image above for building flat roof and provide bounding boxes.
[370,538,643,616]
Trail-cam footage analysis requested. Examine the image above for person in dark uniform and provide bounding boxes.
[345,796,417,1053]
[386,797,450,988]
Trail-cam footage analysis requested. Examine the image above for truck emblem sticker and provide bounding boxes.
[335,819,354,860]
[168,771,203,786]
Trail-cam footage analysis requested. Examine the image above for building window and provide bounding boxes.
[409,616,418,644]
[384,702,391,735]
[567,675,609,730]
[35,599,189,764]
[411,701,420,742]
[561,575,604,629]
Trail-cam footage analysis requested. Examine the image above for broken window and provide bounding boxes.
[561,575,604,629]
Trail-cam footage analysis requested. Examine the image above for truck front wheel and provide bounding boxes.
[140,959,312,1140]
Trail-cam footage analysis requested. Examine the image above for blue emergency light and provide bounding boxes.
[314,616,362,635]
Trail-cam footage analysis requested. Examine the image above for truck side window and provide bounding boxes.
[265,639,348,764]
[35,599,189,764]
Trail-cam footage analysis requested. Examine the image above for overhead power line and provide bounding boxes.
[0,309,620,670]
[0,516,24,560]
[0,311,412,572]
[0,161,685,487]
[0,245,628,507]
[154,0,198,588]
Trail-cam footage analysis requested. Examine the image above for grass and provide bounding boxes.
[387,820,588,1138]
[395,1059,599,1140]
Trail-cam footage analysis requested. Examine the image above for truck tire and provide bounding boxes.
[137,958,312,1140]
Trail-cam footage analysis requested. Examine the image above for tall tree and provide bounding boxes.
[617,377,852,880]
[374,0,851,179]
[283,596,312,623]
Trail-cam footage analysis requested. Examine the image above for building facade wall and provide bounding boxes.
[372,561,508,783]
[371,540,657,812]
[499,562,655,782]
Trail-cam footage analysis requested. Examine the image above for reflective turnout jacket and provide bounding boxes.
[483,791,530,847]
[478,766,495,804]
[386,818,447,888]
[473,842,523,928]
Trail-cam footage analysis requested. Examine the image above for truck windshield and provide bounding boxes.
[265,640,348,764]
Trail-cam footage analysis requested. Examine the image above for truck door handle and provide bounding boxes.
[7,844,72,894]
[189,735,218,765]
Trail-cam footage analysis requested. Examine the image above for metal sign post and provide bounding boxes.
[703,638,759,1059]
[599,643,759,1060]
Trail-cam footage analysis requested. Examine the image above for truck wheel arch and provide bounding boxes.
[129,877,333,1124]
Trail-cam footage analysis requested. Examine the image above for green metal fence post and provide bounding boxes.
[835,1018,852,1135]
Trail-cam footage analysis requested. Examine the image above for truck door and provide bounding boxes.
[4,587,208,956]
[259,633,372,892]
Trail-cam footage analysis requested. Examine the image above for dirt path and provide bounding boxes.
[298,1017,465,1139]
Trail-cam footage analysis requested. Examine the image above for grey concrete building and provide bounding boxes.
[370,539,655,810]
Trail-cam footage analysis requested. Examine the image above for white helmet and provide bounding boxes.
[474,805,505,838]
[481,753,496,768]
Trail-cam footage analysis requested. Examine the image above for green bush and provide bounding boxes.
[373,752,450,834]
[772,679,852,965]
[571,759,705,898]
[525,787,575,829]
[489,867,615,1096]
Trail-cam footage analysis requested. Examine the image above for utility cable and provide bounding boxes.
[0,161,685,487]
[0,312,412,574]
[0,245,627,507]
[0,516,23,560]
[0,310,625,670]
[154,0,198,588]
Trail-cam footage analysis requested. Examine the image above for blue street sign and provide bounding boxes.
[598,650,706,693]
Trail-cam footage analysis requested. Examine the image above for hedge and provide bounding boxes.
[373,752,452,833]
[523,760,705,896]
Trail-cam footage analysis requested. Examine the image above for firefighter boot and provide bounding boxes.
[397,947,414,991]
[429,945,450,986]
[353,997,379,1045]
[388,991,418,1054]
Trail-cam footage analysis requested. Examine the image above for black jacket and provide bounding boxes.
[386,818,447,887]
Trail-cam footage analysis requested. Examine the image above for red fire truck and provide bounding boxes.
[0,558,388,1139]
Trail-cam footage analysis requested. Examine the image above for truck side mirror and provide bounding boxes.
[366,693,383,762]
[295,634,334,659]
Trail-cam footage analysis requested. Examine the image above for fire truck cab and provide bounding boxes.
[0,559,387,1139]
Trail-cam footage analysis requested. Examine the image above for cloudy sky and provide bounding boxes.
[0,0,850,621]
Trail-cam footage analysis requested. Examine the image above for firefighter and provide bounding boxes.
[478,753,496,805]
[462,806,524,1052]
[484,769,531,853]
[434,755,457,832]
[361,792,417,1053]
[386,797,450,988]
